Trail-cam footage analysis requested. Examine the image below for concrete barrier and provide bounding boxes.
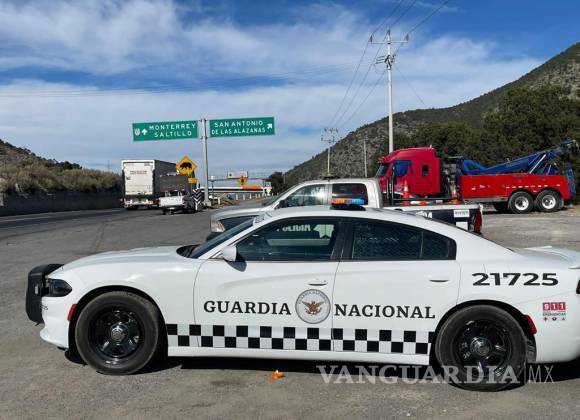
[0,191,121,216]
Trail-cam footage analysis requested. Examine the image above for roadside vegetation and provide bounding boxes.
[0,142,121,194]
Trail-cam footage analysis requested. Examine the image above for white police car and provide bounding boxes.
[26,199,580,391]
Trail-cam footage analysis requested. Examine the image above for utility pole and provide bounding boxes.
[201,118,210,207]
[372,30,408,153]
[321,127,338,176]
[363,135,368,177]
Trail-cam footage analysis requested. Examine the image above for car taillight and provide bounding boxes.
[473,210,483,233]
[525,315,537,335]
[182,197,187,203]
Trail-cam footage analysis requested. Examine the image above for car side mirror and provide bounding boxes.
[221,245,238,262]
[277,199,287,209]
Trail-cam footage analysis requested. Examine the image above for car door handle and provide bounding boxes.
[307,279,328,286]
[428,277,450,283]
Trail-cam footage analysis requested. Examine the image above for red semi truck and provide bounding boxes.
[376,139,578,214]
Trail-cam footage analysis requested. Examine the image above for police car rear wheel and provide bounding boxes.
[434,305,527,391]
[75,291,162,375]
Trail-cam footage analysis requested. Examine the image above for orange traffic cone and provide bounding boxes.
[402,180,410,206]
[450,184,460,204]
[269,370,285,380]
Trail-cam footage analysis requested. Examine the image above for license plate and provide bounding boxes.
[453,209,470,218]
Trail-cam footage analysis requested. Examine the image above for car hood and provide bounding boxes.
[213,204,266,219]
[62,246,187,269]
[515,246,580,268]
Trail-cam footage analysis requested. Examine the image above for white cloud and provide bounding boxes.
[0,0,542,178]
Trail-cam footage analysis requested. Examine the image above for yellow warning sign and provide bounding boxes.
[188,177,198,185]
[176,156,197,176]
[237,175,248,186]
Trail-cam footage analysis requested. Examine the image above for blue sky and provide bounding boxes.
[0,0,578,177]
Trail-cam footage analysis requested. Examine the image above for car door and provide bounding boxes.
[332,218,460,362]
[193,217,344,354]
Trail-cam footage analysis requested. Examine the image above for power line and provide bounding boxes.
[394,65,427,107]
[327,0,405,127]
[333,57,378,128]
[395,0,452,55]
[405,0,451,36]
[332,0,414,129]
[389,0,418,30]
[338,69,386,130]
[327,42,371,127]
[370,0,406,38]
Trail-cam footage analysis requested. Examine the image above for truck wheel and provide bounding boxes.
[74,291,162,375]
[162,209,167,215]
[508,191,533,214]
[434,305,527,391]
[535,190,561,213]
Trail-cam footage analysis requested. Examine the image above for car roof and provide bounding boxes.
[263,205,420,224]
[300,178,375,184]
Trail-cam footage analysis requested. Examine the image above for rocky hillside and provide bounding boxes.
[284,42,580,185]
[0,139,120,194]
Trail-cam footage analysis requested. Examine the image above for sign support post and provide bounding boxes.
[201,118,211,207]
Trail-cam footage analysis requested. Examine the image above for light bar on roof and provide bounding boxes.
[331,198,365,206]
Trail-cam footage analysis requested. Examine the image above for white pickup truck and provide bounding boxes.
[159,190,199,215]
[209,178,483,239]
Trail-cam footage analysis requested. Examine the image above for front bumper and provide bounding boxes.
[26,264,63,324]
[26,264,72,349]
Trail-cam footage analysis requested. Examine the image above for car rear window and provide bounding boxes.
[332,183,369,205]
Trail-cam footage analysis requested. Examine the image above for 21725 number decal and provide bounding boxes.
[472,272,558,286]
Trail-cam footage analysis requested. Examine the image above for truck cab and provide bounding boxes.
[376,147,442,196]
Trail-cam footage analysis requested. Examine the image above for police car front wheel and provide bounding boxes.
[74,291,162,375]
[434,305,527,391]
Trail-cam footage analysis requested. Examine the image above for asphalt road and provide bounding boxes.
[1,207,580,419]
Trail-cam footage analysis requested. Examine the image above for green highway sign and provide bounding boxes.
[132,120,198,141]
[209,117,275,138]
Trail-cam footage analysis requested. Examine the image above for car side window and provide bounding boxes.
[284,184,326,207]
[332,183,369,205]
[350,220,455,260]
[422,230,455,259]
[352,221,421,260]
[236,219,339,262]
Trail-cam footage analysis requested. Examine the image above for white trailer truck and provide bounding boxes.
[121,159,176,209]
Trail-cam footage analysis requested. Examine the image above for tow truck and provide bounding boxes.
[376,139,578,214]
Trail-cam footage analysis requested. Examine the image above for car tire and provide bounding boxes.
[74,291,162,375]
[434,305,527,391]
[507,191,533,214]
[161,209,167,215]
[535,190,562,213]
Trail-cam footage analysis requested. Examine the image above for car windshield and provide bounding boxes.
[262,194,280,206]
[187,219,254,258]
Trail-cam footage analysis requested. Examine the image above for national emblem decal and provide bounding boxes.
[296,289,330,324]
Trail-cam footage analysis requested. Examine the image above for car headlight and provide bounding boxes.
[211,219,226,233]
[47,279,72,297]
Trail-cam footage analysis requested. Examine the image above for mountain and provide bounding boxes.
[0,139,120,194]
[284,42,580,185]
